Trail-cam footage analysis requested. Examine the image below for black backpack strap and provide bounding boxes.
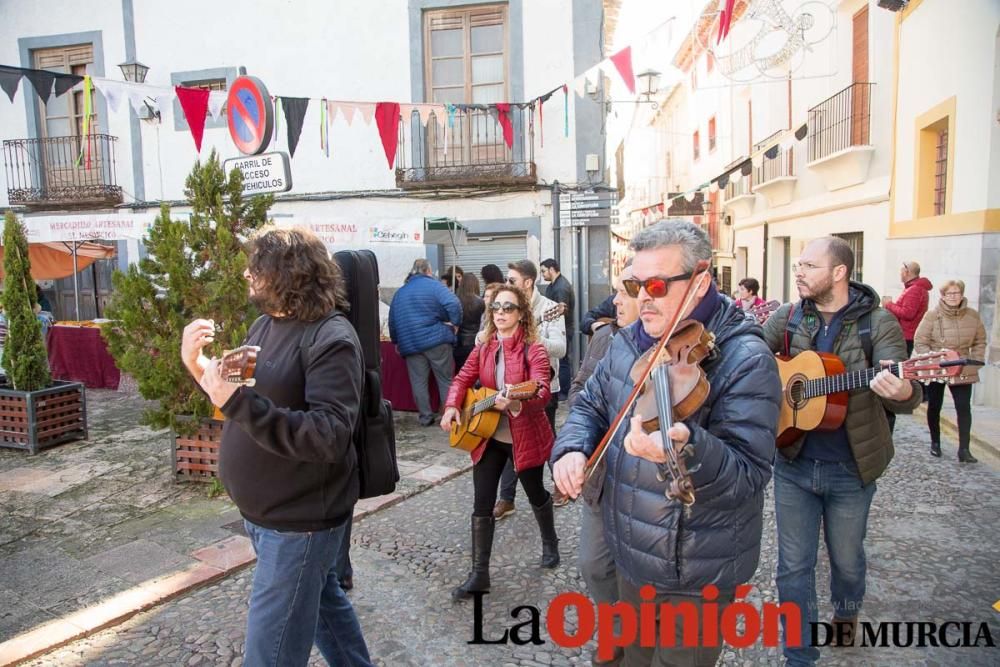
[784,305,805,356]
[298,311,341,371]
[857,311,873,366]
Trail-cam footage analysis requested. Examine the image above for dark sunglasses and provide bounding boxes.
[490,301,520,313]
[506,277,520,285]
[621,272,693,298]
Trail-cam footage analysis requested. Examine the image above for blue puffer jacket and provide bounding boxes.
[552,296,781,593]
[388,273,463,357]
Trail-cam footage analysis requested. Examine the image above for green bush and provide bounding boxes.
[1,211,52,391]
[102,150,273,433]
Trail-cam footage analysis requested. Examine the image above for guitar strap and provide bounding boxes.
[784,303,874,366]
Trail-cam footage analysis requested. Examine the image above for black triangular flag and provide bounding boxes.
[0,66,23,103]
[717,173,730,189]
[24,69,55,104]
[740,161,752,176]
[795,123,808,141]
[54,73,84,98]
[764,145,779,160]
[280,97,310,158]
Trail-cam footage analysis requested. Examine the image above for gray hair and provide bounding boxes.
[409,258,432,276]
[629,219,713,273]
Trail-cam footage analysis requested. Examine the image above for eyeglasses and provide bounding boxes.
[489,301,520,313]
[506,277,520,285]
[621,272,693,298]
[943,291,963,298]
[792,262,833,273]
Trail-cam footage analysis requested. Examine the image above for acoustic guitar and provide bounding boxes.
[775,349,965,447]
[749,300,780,325]
[449,380,539,452]
[219,345,261,386]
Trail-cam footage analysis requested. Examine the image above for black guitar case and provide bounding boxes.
[334,249,399,498]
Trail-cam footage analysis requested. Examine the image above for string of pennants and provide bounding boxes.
[631,122,810,219]
[0,41,640,170]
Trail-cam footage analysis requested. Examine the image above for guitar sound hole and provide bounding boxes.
[788,379,807,408]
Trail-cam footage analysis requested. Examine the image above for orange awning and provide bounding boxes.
[0,242,117,280]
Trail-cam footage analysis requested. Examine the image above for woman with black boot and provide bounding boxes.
[913,279,987,463]
[441,285,559,601]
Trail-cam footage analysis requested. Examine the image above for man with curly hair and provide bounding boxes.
[181,226,372,666]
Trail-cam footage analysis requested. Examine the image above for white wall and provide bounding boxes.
[893,0,1000,220]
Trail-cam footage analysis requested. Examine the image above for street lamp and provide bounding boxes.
[636,69,661,101]
[118,60,149,84]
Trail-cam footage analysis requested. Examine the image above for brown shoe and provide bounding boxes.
[492,499,515,520]
[552,489,571,507]
[831,616,858,647]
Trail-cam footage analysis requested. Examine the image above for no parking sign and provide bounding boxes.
[227,76,274,155]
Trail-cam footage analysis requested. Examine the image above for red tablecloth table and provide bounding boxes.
[47,325,121,390]
[379,341,440,413]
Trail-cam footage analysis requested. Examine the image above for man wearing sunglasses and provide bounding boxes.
[552,220,782,666]
[492,259,568,519]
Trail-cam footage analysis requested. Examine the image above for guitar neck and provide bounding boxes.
[471,392,500,417]
[804,363,902,399]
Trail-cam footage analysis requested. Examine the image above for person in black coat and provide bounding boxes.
[454,273,485,369]
[541,258,576,400]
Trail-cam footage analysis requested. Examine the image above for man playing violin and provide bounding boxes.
[760,237,920,666]
[552,220,782,666]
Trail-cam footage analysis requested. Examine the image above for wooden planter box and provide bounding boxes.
[0,380,88,454]
[173,418,223,482]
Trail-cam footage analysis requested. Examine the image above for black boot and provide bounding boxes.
[930,441,941,457]
[531,496,560,569]
[958,446,978,463]
[452,515,494,601]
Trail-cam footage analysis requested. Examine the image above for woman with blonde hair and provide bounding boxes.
[913,279,987,462]
[441,284,558,600]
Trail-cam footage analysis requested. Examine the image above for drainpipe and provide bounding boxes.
[551,180,561,262]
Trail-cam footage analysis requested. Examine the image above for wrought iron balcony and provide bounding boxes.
[753,130,794,186]
[395,105,536,189]
[3,134,123,208]
[807,82,874,163]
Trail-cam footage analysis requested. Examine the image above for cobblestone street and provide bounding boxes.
[17,409,1000,667]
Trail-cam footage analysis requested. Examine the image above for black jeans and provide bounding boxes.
[473,439,549,517]
[925,382,973,449]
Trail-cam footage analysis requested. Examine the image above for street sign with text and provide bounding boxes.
[223,152,292,196]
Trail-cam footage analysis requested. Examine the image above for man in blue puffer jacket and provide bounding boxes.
[552,220,782,666]
[389,259,463,426]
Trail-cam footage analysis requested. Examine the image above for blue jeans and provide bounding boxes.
[243,519,372,667]
[335,518,353,583]
[774,456,876,666]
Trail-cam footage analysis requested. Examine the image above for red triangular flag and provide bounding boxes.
[175,86,210,152]
[719,0,737,43]
[609,46,635,95]
[375,102,400,169]
[495,103,514,150]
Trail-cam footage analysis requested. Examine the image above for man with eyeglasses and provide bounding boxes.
[491,259,567,519]
[760,237,921,666]
[551,220,782,666]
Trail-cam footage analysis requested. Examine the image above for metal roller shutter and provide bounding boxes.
[442,233,527,284]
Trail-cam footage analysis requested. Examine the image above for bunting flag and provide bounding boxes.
[320,98,329,157]
[538,94,544,147]
[764,145,779,160]
[207,90,227,121]
[358,103,374,126]
[495,103,514,149]
[53,73,83,97]
[175,86,210,152]
[281,96,310,158]
[609,46,636,94]
[92,79,125,112]
[374,101,400,169]
[795,123,808,141]
[76,76,93,168]
[718,0,737,44]
[416,104,438,127]
[740,161,752,176]
[0,66,21,102]
[273,97,281,145]
[24,69,55,104]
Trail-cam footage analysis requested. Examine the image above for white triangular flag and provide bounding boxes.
[752,152,764,168]
[358,103,374,126]
[709,180,720,193]
[93,78,126,113]
[779,133,796,151]
[342,103,359,126]
[573,75,588,98]
[684,190,696,203]
[729,169,743,185]
[416,104,437,127]
[399,104,416,123]
[207,90,227,121]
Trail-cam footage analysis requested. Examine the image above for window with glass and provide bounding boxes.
[424,5,508,165]
[693,130,700,161]
[708,116,717,152]
[934,129,947,216]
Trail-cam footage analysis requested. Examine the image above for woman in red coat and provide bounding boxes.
[441,285,558,601]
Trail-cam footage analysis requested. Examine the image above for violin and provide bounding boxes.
[581,260,713,508]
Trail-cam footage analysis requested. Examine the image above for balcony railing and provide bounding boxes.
[753,129,793,185]
[3,134,122,208]
[723,157,751,200]
[807,82,874,162]
[395,105,536,189]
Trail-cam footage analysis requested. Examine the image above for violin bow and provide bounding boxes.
[583,260,712,481]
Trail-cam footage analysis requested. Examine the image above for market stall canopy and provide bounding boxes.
[0,242,116,280]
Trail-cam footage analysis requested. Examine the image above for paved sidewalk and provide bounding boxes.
[912,387,1000,463]
[0,390,469,665]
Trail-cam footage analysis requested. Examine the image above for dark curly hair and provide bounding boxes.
[246,226,347,321]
